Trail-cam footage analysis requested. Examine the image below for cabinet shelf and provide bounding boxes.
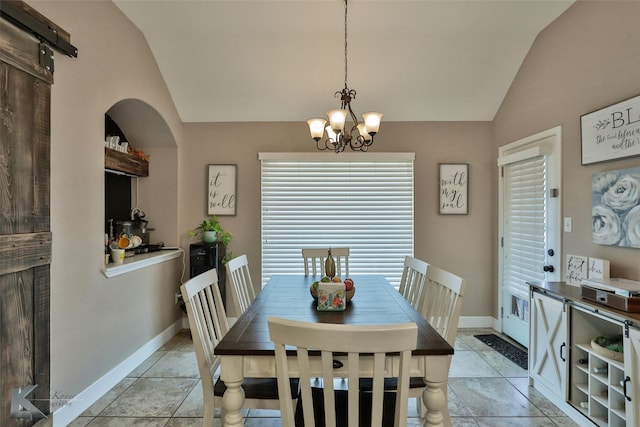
[592,394,608,407]
[610,384,624,396]
[576,365,589,374]
[575,383,588,394]
[610,407,626,420]
[105,147,149,177]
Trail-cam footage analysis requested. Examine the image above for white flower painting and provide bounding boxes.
[592,166,640,248]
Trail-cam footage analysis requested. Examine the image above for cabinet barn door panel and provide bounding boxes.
[1,10,52,426]
[530,292,567,400]
[625,327,640,425]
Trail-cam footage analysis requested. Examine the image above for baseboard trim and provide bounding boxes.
[458,316,496,329]
[51,319,183,426]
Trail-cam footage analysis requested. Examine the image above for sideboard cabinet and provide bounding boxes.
[528,282,639,427]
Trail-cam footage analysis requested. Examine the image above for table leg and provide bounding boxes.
[422,355,452,427]
[220,356,245,427]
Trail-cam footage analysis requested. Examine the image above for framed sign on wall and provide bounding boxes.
[208,164,237,216]
[439,163,468,215]
[581,94,640,165]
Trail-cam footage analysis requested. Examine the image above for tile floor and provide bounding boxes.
[69,329,581,426]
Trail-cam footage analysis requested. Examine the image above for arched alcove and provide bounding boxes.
[107,98,177,148]
[104,98,180,248]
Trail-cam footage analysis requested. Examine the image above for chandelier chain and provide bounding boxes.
[344,0,348,90]
[306,0,381,152]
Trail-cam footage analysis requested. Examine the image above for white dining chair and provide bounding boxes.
[362,263,465,420]
[398,256,429,311]
[414,265,465,418]
[268,317,417,427]
[225,253,257,317]
[302,247,350,277]
[419,264,465,347]
[180,269,298,426]
[411,264,466,418]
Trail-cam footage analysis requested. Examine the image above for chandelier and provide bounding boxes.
[306,0,383,153]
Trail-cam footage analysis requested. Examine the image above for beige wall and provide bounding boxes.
[493,0,640,301]
[181,121,495,317]
[27,0,185,400]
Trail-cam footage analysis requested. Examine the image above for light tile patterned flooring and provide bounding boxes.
[69,329,581,426]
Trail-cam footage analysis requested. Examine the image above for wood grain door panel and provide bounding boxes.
[1,14,52,425]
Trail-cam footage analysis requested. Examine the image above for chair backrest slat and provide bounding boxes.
[301,247,350,277]
[180,269,229,394]
[420,265,465,346]
[398,256,429,311]
[226,254,257,315]
[269,317,417,427]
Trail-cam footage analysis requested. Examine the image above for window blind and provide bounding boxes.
[503,155,547,293]
[260,153,414,287]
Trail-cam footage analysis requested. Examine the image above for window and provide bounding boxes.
[260,152,414,287]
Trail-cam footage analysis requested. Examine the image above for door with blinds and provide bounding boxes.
[498,127,561,348]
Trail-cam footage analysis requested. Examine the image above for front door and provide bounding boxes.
[0,15,53,425]
[498,127,562,348]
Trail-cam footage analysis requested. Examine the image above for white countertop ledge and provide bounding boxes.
[102,249,183,278]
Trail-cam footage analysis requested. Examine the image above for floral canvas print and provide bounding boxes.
[592,166,640,248]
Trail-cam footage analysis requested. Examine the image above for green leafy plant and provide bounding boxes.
[594,335,624,353]
[189,215,234,255]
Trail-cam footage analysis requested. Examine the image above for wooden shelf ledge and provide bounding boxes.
[105,147,149,177]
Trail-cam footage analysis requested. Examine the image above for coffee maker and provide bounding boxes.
[130,208,149,243]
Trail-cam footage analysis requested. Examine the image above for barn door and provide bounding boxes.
[1,13,54,426]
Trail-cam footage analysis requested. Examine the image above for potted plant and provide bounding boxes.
[189,215,233,248]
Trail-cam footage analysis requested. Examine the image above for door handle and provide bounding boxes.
[559,343,566,362]
[623,376,631,402]
[543,265,555,273]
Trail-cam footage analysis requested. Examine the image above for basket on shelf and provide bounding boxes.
[590,335,624,362]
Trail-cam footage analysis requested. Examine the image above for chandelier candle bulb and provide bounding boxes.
[363,112,383,135]
[307,118,327,141]
[326,126,338,141]
[356,123,372,141]
[328,109,348,133]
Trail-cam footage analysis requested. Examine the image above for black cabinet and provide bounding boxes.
[189,242,226,308]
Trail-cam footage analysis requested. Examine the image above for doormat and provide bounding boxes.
[474,334,528,370]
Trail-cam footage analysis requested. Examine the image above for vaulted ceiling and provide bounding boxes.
[114,0,574,123]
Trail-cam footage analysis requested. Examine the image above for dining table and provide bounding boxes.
[214,274,454,427]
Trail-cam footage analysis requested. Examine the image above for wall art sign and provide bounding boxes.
[581,94,640,165]
[592,165,640,248]
[208,164,237,216]
[566,254,588,285]
[588,258,610,280]
[439,163,468,215]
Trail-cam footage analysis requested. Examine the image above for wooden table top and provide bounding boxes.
[215,274,454,357]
